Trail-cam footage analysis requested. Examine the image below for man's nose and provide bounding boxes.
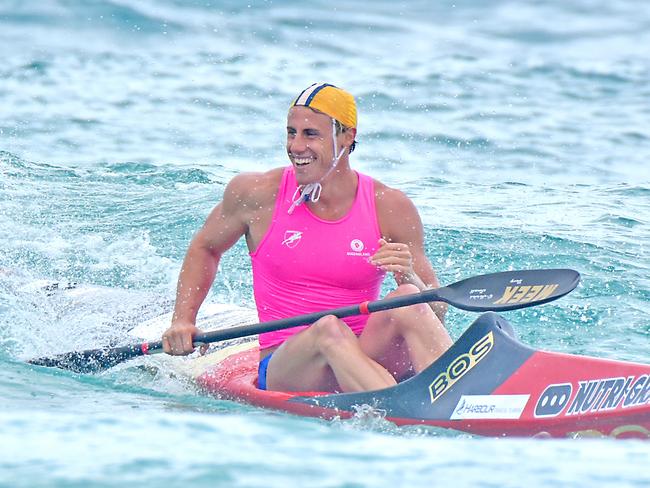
[289,134,308,153]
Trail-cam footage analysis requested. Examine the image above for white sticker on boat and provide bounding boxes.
[451,395,530,420]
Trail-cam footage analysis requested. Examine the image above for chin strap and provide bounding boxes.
[288,182,321,214]
[288,118,346,215]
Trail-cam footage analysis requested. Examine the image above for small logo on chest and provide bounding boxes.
[347,239,370,257]
[282,230,303,248]
[350,239,364,252]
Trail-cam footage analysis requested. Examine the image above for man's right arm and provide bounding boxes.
[162,175,251,355]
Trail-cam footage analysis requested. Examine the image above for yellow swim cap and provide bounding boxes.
[291,83,357,129]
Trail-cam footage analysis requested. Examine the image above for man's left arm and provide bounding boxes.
[373,187,448,323]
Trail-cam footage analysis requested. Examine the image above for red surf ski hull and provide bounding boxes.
[196,313,650,438]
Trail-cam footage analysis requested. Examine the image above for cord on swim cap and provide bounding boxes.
[287,118,346,215]
[288,183,321,215]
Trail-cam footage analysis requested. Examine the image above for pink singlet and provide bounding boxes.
[251,166,386,350]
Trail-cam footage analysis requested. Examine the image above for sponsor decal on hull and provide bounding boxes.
[451,395,530,420]
[428,332,494,404]
[534,374,650,418]
[534,383,572,417]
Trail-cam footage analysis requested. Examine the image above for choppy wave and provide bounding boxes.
[1,1,648,184]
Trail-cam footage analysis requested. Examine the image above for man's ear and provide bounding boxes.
[344,127,357,146]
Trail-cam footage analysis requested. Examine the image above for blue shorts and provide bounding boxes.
[258,352,273,391]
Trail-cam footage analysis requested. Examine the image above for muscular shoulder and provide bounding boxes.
[222,167,284,216]
[373,179,419,219]
[373,179,423,241]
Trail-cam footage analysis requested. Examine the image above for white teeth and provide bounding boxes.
[294,158,312,166]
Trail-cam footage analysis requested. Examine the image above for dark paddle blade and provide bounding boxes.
[420,268,581,312]
[27,343,148,374]
[27,268,580,373]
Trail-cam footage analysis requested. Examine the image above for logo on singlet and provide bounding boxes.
[282,230,303,248]
[350,239,364,252]
[347,238,370,257]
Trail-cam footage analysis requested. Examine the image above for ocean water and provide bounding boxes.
[1,0,649,486]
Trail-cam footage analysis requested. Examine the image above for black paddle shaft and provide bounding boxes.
[197,268,580,342]
[27,268,580,373]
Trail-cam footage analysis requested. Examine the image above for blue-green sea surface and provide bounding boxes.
[1,1,649,487]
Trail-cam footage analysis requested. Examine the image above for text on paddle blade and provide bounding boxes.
[493,284,559,305]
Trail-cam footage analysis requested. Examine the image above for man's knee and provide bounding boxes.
[383,284,439,332]
[393,284,433,313]
[390,283,420,297]
[312,315,355,354]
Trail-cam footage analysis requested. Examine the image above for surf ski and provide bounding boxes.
[26,269,650,437]
[133,308,650,439]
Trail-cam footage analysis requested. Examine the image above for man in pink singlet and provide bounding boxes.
[162,83,452,393]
